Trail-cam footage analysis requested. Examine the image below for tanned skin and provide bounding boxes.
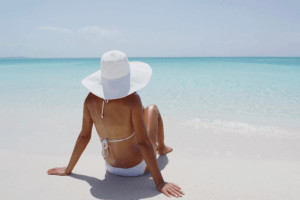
[47,92,184,198]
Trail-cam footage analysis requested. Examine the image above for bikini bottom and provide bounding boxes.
[105,160,146,176]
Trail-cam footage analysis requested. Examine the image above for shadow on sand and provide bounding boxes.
[70,155,169,200]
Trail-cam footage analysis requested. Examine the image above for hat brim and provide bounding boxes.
[81,61,152,100]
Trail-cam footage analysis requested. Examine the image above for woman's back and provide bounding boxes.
[85,92,144,168]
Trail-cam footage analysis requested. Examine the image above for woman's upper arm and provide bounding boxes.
[79,96,93,138]
[131,95,149,145]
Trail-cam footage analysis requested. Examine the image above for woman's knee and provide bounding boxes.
[146,104,159,114]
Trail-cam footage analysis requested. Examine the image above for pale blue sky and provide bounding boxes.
[0,0,299,57]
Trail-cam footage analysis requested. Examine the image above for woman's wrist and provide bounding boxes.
[65,166,72,175]
[64,170,71,175]
[156,181,167,191]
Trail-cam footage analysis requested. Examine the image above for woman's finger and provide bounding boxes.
[167,188,179,198]
[171,184,184,195]
[172,183,181,190]
[48,169,60,175]
[162,190,171,198]
[48,167,58,171]
[169,187,182,197]
[48,169,58,173]
[47,169,54,173]
[173,186,184,195]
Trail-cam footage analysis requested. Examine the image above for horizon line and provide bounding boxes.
[1,56,300,59]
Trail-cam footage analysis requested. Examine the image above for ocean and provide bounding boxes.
[1,57,300,147]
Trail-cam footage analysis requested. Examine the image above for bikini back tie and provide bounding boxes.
[100,132,136,158]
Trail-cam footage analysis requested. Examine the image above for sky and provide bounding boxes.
[0,0,299,57]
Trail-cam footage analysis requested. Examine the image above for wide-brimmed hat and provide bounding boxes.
[81,50,152,100]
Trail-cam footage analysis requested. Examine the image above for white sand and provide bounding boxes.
[1,117,300,200]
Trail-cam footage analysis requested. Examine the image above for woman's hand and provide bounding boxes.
[47,167,70,176]
[157,182,184,198]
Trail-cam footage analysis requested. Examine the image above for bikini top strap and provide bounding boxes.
[99,132,135,143]
[107,132,136,143]
[101,99,109,119]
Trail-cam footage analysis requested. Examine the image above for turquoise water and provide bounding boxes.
[1,57,300,132]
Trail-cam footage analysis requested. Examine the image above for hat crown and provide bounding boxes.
[101,50,130,79]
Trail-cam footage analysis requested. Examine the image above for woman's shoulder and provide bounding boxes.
[85,92,97,101]
[125,92,142,105]
[83,93,101,108]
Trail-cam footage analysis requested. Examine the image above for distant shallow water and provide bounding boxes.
[1,57,300,135]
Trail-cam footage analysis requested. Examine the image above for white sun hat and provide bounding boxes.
[81,50,152,100]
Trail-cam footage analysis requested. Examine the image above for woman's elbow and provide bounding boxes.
[138,139,152,150]
[78,134,91,141]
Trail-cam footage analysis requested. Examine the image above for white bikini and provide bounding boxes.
[99,100,146,176]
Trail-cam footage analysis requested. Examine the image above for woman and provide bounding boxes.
[47,50,184,198]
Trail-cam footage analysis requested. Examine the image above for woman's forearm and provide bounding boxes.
[139,141,165,188]
[65,135,91,174]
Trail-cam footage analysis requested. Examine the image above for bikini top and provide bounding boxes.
[99,132,136,158]
[99,99,136,158]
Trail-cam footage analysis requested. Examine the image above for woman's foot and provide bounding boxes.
[157,145,173,155]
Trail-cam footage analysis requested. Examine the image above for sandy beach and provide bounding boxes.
[1,115,300,200]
